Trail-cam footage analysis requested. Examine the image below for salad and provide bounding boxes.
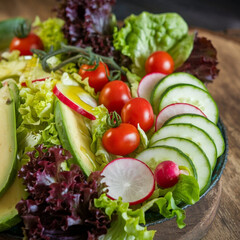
[0,0,225,239]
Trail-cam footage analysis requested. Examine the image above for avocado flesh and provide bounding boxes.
[0,85,17,197]
[0,176,27,232]
[55,100,99,176]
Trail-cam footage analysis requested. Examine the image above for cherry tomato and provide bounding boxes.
[10,33,44,56]
[121,97,154,132]
[154,161,180,188]
[102,123,140,155]
[79,61,110,92]
[145,51,174,75]
[99,80,131,115]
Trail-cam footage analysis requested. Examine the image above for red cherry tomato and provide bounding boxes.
[99,80,131,115]
[102,123,140,156]
[10,33,44,56]
[79,62,110,92]
[145,51,174,75]
[154,161,180,188]
[121,98,154,132]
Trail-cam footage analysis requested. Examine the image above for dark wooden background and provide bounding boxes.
[0,1,240,240]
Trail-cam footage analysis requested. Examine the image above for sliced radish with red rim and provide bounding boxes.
[155,103,206,131]
[137,72,165,102]
[101,158,155,205]
[53,82,97,120]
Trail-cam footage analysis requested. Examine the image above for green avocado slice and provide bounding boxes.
[55,99,99,176]
[0,84,18,197]
[0,176,27,232]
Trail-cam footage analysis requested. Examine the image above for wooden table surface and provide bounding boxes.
[0,1,240,240]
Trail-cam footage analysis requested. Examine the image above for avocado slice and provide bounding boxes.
[0,176,27,232]
[0,84,18,197]
[55,99,99,176]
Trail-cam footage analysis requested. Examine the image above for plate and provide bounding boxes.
[2,118,228,238]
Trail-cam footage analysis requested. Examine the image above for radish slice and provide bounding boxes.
[137,72,165,102]
[101,158,155,205]
[53,82,97,120]
[21,78,47,87]
[155,103,206,131]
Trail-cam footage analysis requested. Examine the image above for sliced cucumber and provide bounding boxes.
[136,145,197,179]
[165,114,225,157]
[151,137,211,194]
[159,84,219,124]
[151,72,207,114]
[150,123,217,170]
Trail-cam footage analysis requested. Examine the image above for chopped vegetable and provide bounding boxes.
[101,158,155,205]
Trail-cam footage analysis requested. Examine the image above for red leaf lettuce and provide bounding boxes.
[16,145,110,240]
[175,34,219,83]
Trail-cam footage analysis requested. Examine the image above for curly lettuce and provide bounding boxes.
[17,77,60,163]
[95,194,155,240]
[33,16,67,51]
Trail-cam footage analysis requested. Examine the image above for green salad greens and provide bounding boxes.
[113,12,194,77]
[0,1,222,239]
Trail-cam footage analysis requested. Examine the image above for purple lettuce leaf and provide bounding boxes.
[56,0,116,57]
[16,145,110,240]
[175,34,220,83]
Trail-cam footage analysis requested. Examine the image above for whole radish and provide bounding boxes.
[154,161,180,188]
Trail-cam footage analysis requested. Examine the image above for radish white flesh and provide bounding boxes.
[137,72,165,102]
[53,82,97,120]
[155,103,206,131]
[101,158,155,205]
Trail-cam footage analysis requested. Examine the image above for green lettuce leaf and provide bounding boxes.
[0,51,27,81]
[113,12,190,77]
[168,33,195,69]
[172,174,200,205]
[123,67,141,98]
[17,78,60,162]
[95,194,156,240]
[33,16,67,51]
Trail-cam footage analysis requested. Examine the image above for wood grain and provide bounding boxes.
[197,30,240,240]
[0,2,240,240]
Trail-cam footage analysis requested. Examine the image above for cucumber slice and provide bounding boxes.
[150,123,217,170]
[159,84,219,124]
[165,114,225,157]
[151,72,207,114]
[151,137,211,194]
[136,145,197,179]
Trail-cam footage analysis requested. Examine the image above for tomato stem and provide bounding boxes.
[32,43,126,77]
[107,111,122,128]
[14,19,31,38]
